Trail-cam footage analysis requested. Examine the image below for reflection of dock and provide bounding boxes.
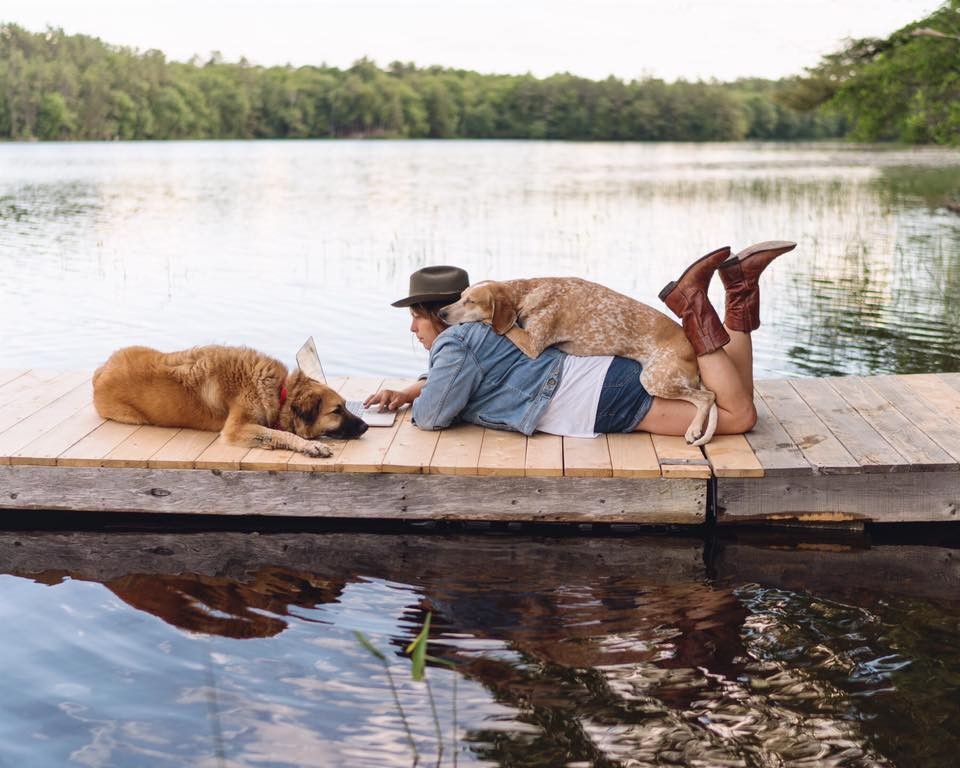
[3,532,957,637]
[0,370,959,525]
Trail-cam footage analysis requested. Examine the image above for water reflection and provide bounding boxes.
[1,531,957,766]
[2,141,960,380]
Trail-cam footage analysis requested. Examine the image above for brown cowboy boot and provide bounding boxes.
[658,246,732,356]
[718,240,797,332]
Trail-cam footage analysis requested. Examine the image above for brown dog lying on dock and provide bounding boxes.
[93,345,367,457]
[439,278,717,445]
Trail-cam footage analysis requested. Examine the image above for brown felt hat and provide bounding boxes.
[391,265,470,307]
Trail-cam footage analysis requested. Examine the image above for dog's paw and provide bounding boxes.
[305,441,333,458]
[684,425,703,445]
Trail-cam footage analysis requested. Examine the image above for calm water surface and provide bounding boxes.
[2,141,960,767]
[2,140,960,377]
[1,530,958,767]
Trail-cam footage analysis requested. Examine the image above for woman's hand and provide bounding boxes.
[364,380,425,412]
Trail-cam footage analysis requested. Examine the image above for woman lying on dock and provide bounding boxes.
[364,244,795,439]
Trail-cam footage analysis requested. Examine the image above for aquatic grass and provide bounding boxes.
[356,612,459,767]
[874,165,960,209]
[354,628,421,764]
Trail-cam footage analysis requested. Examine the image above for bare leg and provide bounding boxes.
[723,327,753,394]
[636,347,756,436]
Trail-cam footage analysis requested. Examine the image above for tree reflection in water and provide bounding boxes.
[778,165,960,378]
[3,530,959,767]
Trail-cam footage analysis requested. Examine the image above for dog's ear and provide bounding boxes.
[291,394,321,426]
[490,286,518,335]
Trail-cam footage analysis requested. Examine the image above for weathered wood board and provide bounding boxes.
[0,465,707,524]
[717,471,960,524]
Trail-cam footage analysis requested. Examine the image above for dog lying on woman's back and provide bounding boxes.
[93,345,367,457]
[439,272,719,445]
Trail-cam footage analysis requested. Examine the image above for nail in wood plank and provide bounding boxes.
[651,434,711,479]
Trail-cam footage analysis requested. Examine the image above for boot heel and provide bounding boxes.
[658,281,677,302]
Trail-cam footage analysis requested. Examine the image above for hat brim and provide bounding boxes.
[391,291,463,308]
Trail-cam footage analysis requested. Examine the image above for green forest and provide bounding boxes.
[0,0,956,143]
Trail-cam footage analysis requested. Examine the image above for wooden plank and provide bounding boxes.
[240,446,296,471]
[428,424,484,475]
[57,420,141,467]
[902,374,960,428]
[0,369,62,407]
[869,375,960,463]
[194,437,250,471]
[938,371,960,395]
[562,436,612,477]
[338,377,404,473]
[742,392,813,476]
[477,429,526,477]
[0,371,91,434]
[829,376,956,471]
[608,432,661,478]
[0,370,28,389]
[650,434,711,479]
[718,471,960,524]
[524,432,564,477]
[755,379,861,475]
[285,436,350,473]
[0,380,93,463]
[704,434,765,478]
[789,377,907,472]
[0,465,707,524]
[12,404,105,466]
[148,429,219,469]
[102,425,180,468]
[381,409,441,474]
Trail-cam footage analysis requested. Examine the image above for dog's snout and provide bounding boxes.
[438,307,450,321]
[344,411,369,437]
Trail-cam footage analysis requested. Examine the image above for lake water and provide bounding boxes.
[2,140,960,767]
[3,140,960,378]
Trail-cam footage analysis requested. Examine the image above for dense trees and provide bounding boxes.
[780,0,959,144]
[0,23,847,142]
[13,0,960,147]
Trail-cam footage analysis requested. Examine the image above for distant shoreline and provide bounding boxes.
[0,24,842,144]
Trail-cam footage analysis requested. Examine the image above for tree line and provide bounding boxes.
[3,1,957,145]
[0,23,843,142]
[777,0,958,144]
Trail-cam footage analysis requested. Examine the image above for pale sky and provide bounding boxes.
[2,0,943,81]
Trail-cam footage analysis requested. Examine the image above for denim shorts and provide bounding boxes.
[593,356,655,433]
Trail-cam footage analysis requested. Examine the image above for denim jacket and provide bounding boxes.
[411,322,564,435]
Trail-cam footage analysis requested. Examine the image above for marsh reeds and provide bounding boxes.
[355,613,458,767]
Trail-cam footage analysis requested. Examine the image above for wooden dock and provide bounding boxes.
[0,368,959,526]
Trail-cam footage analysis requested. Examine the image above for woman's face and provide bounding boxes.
[410,310,441,350]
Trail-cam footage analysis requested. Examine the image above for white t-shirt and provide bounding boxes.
[535,355,614,438]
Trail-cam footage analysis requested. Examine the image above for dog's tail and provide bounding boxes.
[691,401,718,447]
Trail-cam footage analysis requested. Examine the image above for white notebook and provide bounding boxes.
[295,337,397,427]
